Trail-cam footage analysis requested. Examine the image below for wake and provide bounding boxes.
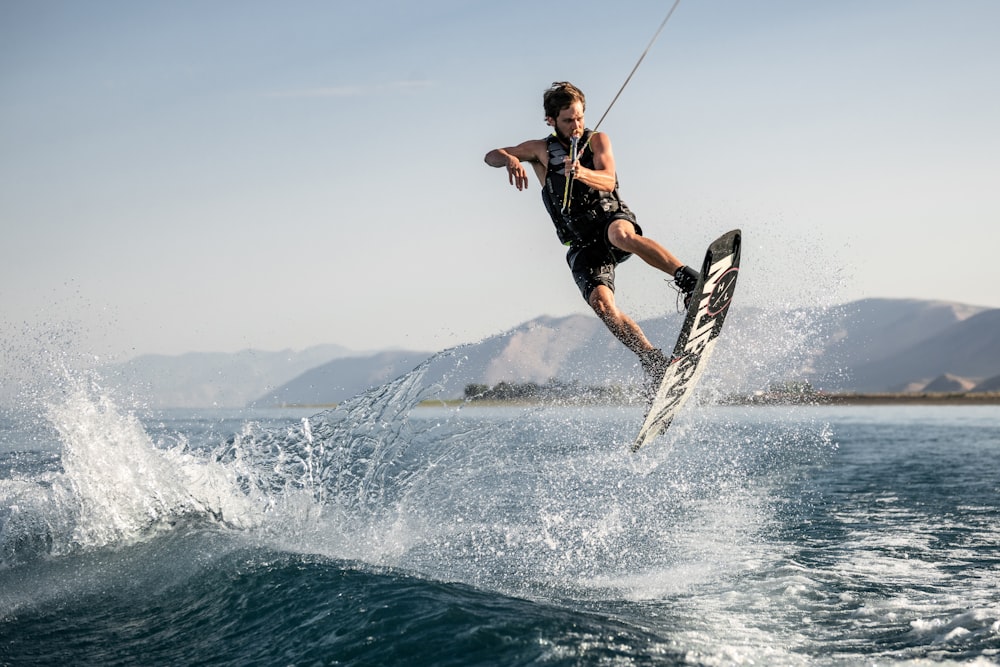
[0,346,474,566]
[1,335,833,614]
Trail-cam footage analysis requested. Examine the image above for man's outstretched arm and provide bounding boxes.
[484,139,545,191]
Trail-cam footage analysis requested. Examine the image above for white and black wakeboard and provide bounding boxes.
[633,229,741,451]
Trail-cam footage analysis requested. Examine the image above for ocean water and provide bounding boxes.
[1,360,999,666]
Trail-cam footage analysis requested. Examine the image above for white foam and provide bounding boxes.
[31,380,258,555]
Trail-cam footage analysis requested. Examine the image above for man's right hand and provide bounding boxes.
[507,159,529,191]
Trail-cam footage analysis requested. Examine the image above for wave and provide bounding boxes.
[1,351,438,567]
[1,536,686,667]
[9,349,998,664]
[0,346,817,580]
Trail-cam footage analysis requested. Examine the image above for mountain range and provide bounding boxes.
[96,344,355,408]
[95,298,1000,408]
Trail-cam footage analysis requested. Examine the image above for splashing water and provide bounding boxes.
[210,357,460,560]
[0,296,846,606]
[1,379,254,563]
[1,349,472,567]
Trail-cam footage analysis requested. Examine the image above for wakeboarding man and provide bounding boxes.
[484,81,699,383]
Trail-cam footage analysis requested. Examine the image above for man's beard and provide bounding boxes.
[554,127,582,144]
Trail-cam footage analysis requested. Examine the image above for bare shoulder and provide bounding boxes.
[587,131,616,172]
[588,131,613,151]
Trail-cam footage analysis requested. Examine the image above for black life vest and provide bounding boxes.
[541,129,624,247]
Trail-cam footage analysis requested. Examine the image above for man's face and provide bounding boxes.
[548,101,585,142]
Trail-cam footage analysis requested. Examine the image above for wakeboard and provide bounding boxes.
[633,229,741,451]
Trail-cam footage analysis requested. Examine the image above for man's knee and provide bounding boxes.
[588,285,616,318]
[607,220,638,250]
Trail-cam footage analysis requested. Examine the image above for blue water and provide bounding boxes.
[1,362,999,665]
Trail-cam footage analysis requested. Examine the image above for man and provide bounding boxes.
[484,81,699,383]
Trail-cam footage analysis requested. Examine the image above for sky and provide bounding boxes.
[2,0,998,362]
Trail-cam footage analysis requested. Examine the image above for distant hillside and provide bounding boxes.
[972,374,1000,392]
[922,374,978,393]
[437,313,654,391]
[816,298,986,370]
[100,344,354,408]
[254,350,433,407]
[412,298,1000,398]
[252,315,656,407]
[845,308,1000,391]
[423,312,684,400]
[95,299,1000,408]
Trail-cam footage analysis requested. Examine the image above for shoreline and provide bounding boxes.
[268,392,1000,410]
[717,391,1000,406]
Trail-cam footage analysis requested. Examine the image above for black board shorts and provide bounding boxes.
[566,211,642,303]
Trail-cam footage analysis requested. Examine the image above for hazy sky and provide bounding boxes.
[2,0,998,361]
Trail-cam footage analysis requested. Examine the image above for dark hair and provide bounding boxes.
[543,81,586,119]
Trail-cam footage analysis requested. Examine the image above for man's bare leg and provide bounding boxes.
[607,218,700,307]
[589,284,668,384]
[607,219,683,276]
[588,285,654,356]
